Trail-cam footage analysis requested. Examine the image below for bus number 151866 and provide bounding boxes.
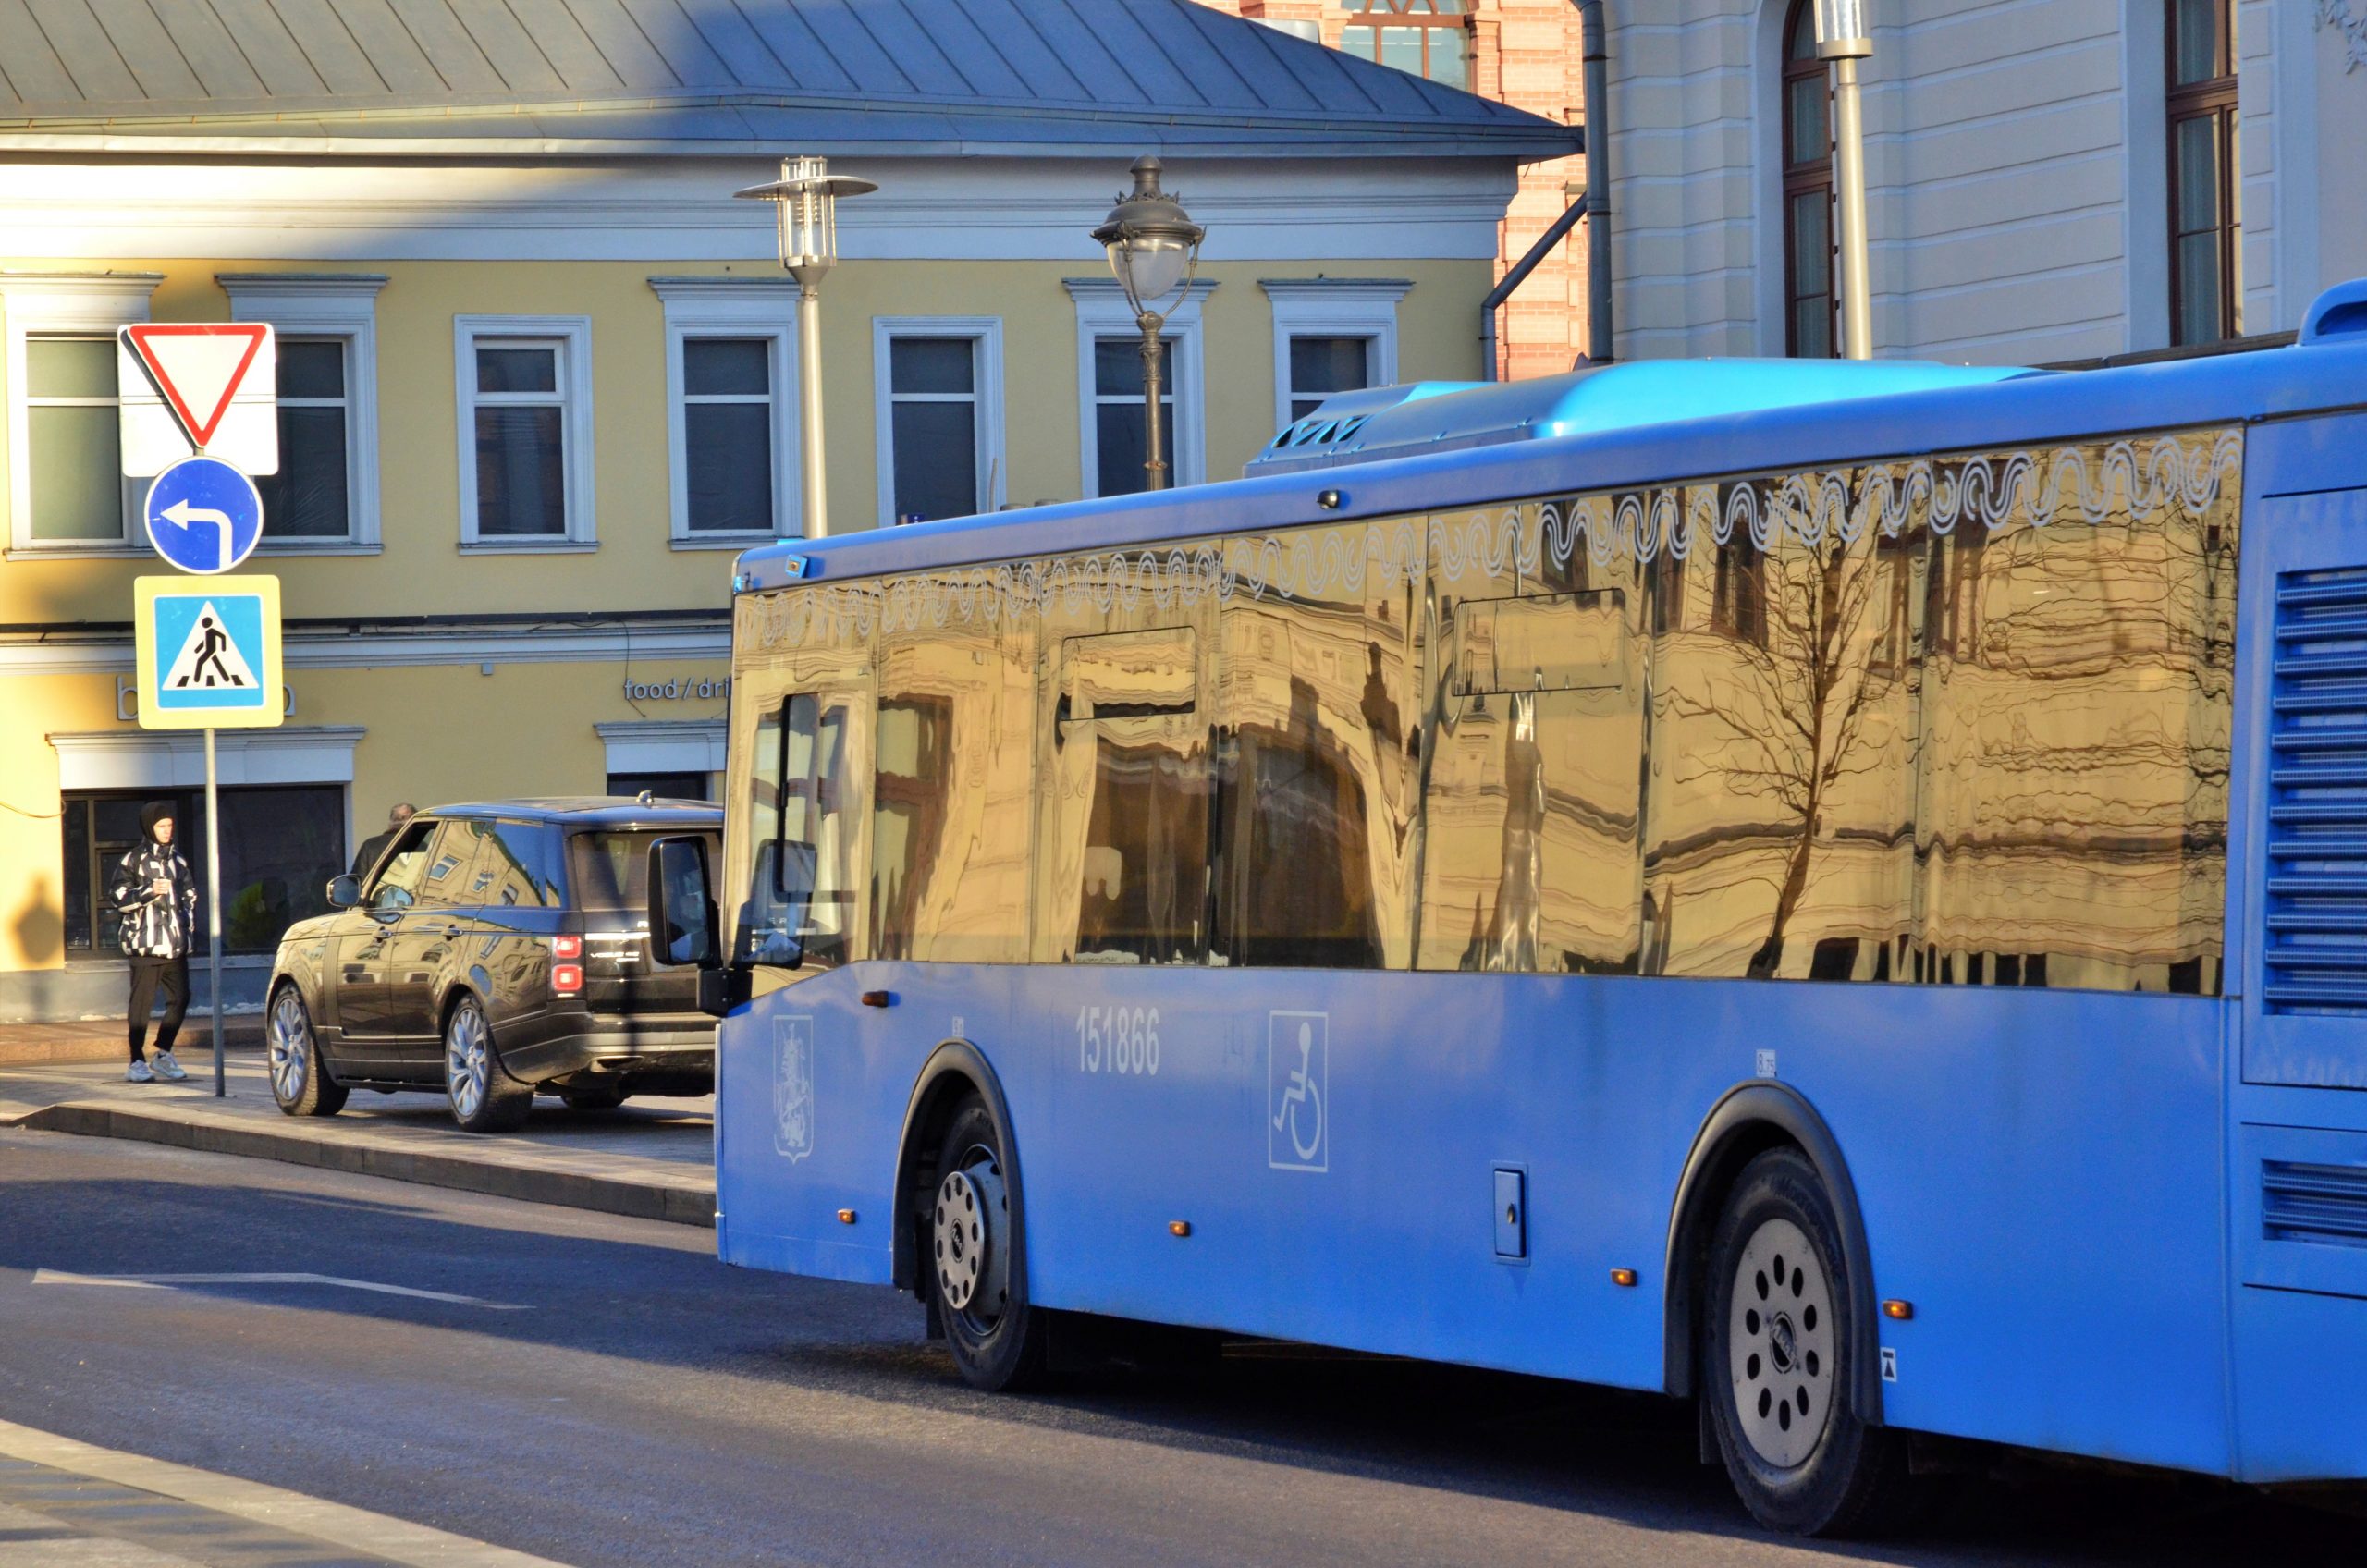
[1076,1005,1160,1076]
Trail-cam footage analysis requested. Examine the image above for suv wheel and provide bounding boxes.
[444,995,532,1133]
[266,986,347,1118]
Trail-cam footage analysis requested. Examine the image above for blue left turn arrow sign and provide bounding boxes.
[144,454,264,574]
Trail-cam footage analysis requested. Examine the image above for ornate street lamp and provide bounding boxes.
[734,155,877,536]
[1091,156,1205,492]
[1812,0,1874,361]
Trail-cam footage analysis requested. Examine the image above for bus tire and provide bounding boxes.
[930,1096,1051,1392]
[1704,1147,1919,1537]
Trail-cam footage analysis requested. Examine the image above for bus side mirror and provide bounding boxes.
[646,837,721,971]
[326,874,362,910]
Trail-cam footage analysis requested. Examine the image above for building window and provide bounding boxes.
[1340,0,1471,92]
[257,339,350,538]
[1066,278,1211,498]
[2167,0,2241,345]
[682,338,777,534]
[3,273,158,553]
[650,279,799,545]
[607,771,710,802]
[1094,336,1177,499]
[1261,279,1407,437]
[873,317,1005,527]
[453,315,595,548]
[26,338,124,542]
[1782,0,1835,360]
[222,273,385,552]
[1287,337,1371,423]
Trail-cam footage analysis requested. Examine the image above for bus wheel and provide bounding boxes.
[931,1096,1051,1391]
[1705,1147,1916,1536]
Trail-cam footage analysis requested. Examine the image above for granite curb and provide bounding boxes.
[11,1098,717,1229]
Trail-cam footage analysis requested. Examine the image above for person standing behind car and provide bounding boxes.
[350,802,416,881]
[110,802,198,1084]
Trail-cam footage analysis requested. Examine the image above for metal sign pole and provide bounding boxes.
[205,726,224,1097]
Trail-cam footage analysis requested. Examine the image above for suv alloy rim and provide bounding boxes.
[447,1004,489,1120]
[267,990,308,1102]
[1727,1215,1835,1470]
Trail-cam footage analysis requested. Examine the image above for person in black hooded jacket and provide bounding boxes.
[108,802,198,1083]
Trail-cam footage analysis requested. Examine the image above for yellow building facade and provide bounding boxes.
[0,3,1577,1020]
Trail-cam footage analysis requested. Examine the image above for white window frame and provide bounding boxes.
[1260,278,1409,436]
[222,273,386,553]
[650,278,801,548]
[872,316,1006,529]
[454,314,595,550]
[2,272,161,557]
[1065,277,1216,498]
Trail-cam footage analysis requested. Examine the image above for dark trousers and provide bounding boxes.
[127,955,190,1061]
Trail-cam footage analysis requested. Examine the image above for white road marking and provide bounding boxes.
[0,1415,572,1568]
[30,1270,526,1309]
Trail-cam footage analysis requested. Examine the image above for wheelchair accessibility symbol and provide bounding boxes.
[1268,1011,1328,1172]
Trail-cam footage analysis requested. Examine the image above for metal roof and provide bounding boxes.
[0,0,1579,159]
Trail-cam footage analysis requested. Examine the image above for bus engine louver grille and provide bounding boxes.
[2266,569,2367,1013]
[2263,1159,2367,1248]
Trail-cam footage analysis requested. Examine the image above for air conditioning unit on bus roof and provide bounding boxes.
[1243,358,2036,480]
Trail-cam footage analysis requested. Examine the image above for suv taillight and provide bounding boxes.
[550,935,583,997]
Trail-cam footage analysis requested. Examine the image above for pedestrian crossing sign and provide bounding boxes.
[133,574,283,730]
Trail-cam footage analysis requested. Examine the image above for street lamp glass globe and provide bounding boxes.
[1112,236,1192,308]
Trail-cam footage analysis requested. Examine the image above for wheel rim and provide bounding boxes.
[1728,1216,1835,1470]
[932,1145,1010,1329]
[446,1004,488,1120]
[267,991,309,1102]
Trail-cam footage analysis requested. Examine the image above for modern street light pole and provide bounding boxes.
[1092,157,1205,492]
[1814,1,1875,361]
[734,155,877,537]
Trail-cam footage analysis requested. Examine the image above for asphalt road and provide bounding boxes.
[0,1129,2357,1568]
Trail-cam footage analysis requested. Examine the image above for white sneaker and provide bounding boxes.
[151,1050,189,1082]
[126,1060,155,1084]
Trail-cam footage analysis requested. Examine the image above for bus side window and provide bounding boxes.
[1050,626,1211,967]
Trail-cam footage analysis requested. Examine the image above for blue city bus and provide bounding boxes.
[645,280,2367,1535]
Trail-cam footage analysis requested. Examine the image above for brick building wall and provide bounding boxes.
[1200,1,1591,379]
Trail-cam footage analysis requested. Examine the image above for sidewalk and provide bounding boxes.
[0,1053,716,1229]
[0,1014,263,1067]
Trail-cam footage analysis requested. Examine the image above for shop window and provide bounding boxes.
[1340,0,1471,92]
[875,320,1004,526]
[2167,0,2241,345]
[454,316,595,547]
[61,786,345,956]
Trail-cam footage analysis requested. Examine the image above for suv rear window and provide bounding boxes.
[570,829,721,910]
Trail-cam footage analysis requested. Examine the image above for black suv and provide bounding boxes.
[264,798,723,1132]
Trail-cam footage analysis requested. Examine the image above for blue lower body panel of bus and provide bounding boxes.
[712,962,2361,1485]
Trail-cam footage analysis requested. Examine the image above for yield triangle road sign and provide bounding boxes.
[133,575,284,731]
[117,324,279,477]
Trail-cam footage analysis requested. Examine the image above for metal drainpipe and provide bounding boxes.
[1578,0,1614,364]
[1482,189,1589,382]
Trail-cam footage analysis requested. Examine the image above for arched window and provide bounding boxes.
[2167,0,2240,344]
[1781,0,1835,359]
[1339,0,1471,92]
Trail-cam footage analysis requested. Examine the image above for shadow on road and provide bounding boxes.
[1,1153,2361,1568]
